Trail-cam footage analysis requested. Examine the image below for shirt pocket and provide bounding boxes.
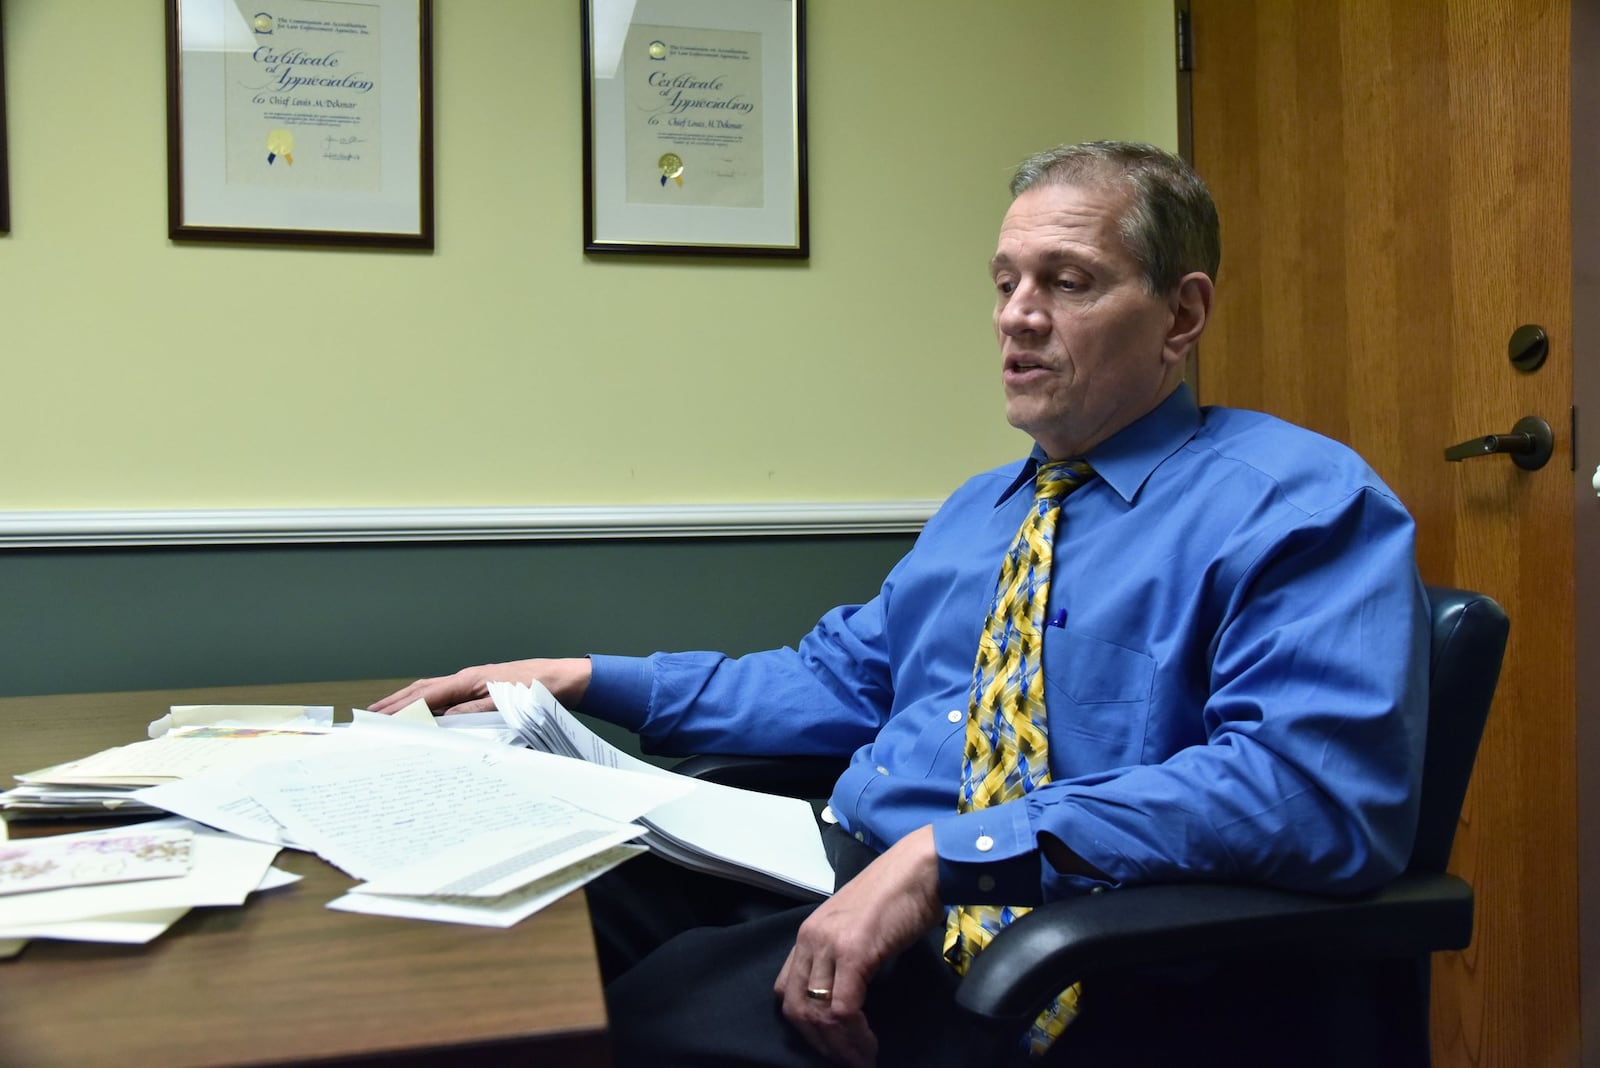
[1042,628,1156,770]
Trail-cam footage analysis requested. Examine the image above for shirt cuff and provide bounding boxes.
[932,805,1044,906]
[577,653,654,731]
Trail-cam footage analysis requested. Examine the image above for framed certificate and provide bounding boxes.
[164,0,434,249]
[581,0,808,257]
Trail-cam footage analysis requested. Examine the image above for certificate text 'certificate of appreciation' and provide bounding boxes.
[623,25,764,209]
[225,1,385,194]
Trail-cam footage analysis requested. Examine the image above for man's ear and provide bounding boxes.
[1163,272,1215,364]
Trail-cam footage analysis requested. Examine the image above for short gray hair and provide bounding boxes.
[1010,141,1221,295]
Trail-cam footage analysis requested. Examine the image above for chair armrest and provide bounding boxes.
[671,753,849,800]
[957,871,1473,1024]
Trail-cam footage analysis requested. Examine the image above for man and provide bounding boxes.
[373,141,1427,1065]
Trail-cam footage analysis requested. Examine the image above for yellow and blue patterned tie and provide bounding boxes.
[943,458,1094,1058]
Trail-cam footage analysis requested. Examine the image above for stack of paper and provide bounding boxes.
[4,688,837,946]
[0,818,291,947]
[488,681,835,899]
[1,710,333,820]
[0,782,164,820]
[147,704,333,739]
[122,712,699,926]
[237,742,655,926]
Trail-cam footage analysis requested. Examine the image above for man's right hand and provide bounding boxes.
[368,657,592,716]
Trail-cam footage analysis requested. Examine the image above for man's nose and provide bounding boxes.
[998,281,1048,335]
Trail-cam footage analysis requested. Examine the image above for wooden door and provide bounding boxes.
[1187,2,1577,1063]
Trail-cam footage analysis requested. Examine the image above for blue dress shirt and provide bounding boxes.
[581,384,1428,907]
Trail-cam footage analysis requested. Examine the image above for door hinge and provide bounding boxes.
[1176,10,1194,72]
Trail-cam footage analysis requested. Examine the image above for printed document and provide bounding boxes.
[488,681,833,898]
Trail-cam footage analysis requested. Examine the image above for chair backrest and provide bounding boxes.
[1407,585,1510,873]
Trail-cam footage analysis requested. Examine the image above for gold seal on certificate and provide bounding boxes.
[266,128,295,166]
[658,152,685,187]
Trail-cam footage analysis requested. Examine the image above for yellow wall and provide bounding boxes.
[0,1,1175,509]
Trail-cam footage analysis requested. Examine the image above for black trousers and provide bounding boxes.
[584,828,1419,1067]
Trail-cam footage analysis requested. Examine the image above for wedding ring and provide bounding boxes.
[805,987,833,1002]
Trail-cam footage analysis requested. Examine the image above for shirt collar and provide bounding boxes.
[994,383,1202,507]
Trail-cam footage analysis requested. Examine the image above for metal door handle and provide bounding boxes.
[1443,415,1553,471]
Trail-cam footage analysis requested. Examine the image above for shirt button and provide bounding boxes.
[820,805,838,825]
[947,709,963,723]
[975,835,994,853]
[977,875,996,893]
[854,831,866,843]
[876,765,889,775]
[1090,886,1107,895]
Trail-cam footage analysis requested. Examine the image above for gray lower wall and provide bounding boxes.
[0,535,915,699]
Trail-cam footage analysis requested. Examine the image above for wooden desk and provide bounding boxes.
[0,681,611,1067]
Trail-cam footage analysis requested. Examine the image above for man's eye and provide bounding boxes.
[996,280,1016,295]
[1058,278,1080,291]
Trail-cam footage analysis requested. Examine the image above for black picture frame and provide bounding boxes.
[164,0,434,249]
[581,0,808,258]
[0,1,10,236]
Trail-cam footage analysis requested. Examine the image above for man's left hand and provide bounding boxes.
[774,824,943,1067]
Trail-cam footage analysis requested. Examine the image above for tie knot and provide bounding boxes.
[1034,460,1094,503]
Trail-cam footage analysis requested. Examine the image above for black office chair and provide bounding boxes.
[674,585,1508,1064]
